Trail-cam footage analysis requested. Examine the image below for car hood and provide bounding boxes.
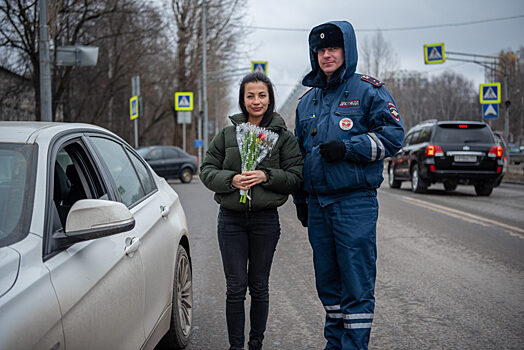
[0,247,20,297]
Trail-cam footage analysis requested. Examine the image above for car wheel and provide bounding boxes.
[411,166,427,193]
[443,181,457,192]
[388,166,401,188]
[474,184,493,196]
[158,245,192,349]
[180,168,193,183]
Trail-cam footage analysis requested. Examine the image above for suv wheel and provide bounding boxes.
[443,181,457,192]
[388,166,401,188]
[474,184,493,196]
[180,168,193,183]
[411,166,427,193]
[158,245,193,349]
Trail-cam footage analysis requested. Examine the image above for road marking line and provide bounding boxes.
[399,196,524,237]
[505,230,524,240]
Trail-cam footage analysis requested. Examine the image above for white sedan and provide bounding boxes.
[0,122,192,349]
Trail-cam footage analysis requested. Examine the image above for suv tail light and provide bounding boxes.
[488,146,503,158]
[425,144,444,157]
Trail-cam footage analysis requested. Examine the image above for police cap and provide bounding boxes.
[309,23,344,52]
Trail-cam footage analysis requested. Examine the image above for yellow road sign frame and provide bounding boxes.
[175,92,194,111]
[129,96,138,120]
[251,61,268,75]
[424,43,445,64]
[479,82,501,104]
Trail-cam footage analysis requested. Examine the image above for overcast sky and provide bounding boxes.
[237,0,524,110]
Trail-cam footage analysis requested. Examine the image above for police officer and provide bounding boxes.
[293,21,404,350]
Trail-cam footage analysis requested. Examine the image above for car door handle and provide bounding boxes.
[125,237,140,256]
[161,205,170,218]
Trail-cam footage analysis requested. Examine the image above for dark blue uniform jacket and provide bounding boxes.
[295,21,405,205]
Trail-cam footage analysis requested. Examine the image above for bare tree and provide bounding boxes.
[168,0,248,153]
[358,30,399,80]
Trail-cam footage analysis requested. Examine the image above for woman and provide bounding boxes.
[200,72,303,350]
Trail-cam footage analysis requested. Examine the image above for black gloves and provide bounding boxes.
[319,140,346,162]
[295,203,308,227]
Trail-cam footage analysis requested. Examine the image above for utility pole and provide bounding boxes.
[39,0,52,122]
[202,1,209,151]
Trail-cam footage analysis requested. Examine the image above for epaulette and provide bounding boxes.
[299,87,314,100]
[361,75,384,87]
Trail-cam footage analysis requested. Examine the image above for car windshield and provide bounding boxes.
[0,143,36,247]
[433,124,494,143]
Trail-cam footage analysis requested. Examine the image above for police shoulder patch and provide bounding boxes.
[361,75,384,87]
[299,87,314,100]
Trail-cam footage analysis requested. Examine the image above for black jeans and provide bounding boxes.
[217,206,281,350]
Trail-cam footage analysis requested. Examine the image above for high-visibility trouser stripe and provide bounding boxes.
[367,132,385,160]
[325,305,342,318]
[324,305,341,311]
[344,322,373,329]
[343,313,374,320]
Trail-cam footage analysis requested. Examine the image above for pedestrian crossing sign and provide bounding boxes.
[482,103,498,119]
[251,61,268,75]
[479,83,501,104]
[175,92,194,111]
[424,43,445,64]
[129,96,138,120]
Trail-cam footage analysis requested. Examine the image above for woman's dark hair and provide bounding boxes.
[238,72,275,127]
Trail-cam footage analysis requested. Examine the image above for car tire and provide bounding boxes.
[474,184,493,196]
[158,245,192,349]
[443,181,457,192]
[388,166,401,188]
[180,168,193,183]
[411,166,427,193]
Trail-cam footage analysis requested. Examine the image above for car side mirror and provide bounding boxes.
[64,199,135,241]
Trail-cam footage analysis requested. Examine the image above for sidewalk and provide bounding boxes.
[503,164,524,184]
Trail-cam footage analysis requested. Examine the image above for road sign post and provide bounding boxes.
[175,92,194,152]
[251,61,268,75]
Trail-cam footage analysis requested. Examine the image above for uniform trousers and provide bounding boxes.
[307,194,378,350]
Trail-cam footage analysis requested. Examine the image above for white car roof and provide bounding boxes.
[0,121,116,144]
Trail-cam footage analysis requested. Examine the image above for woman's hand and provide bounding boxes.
[231,170,267,190]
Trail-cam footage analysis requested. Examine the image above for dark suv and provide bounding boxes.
[388,120,504,196]
[137,145,198,183]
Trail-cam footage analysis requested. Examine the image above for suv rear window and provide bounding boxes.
[433,124,494,143]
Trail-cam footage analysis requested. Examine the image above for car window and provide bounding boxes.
[0,143,35,247]
[403,133,413,147]
[433,124,494,143]
[410,131,421,145]
[418,127,431,143]
[51,142,109,232]
[148,148,163,160]
[90,137,146,207]
[126,148,156,195]
[164,148,181,159]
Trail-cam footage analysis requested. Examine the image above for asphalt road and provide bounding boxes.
[170,178,524,350]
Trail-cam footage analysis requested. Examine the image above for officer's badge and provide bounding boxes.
[361,75,384,87]
[388,102,400,122]
[339,118,353,131]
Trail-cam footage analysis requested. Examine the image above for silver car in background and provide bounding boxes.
[0,122,192,350]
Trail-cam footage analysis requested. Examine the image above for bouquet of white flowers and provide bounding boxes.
[236,122,279,203]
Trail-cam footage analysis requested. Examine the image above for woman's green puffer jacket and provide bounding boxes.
[200,112,304,212]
